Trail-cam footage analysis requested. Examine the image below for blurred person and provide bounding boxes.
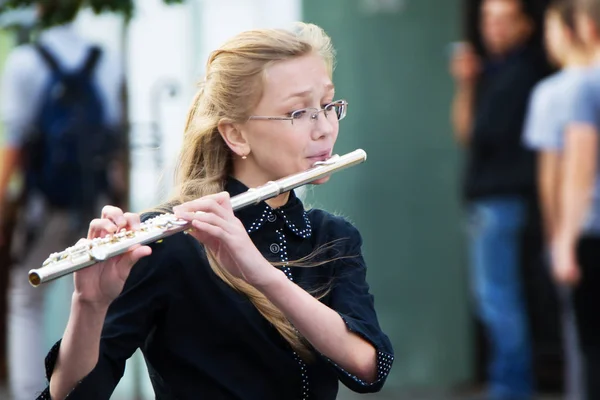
[0,4,124,399]
[450,0,550,398]
[522,1,590,398]
[35,22,394,400]
[553,0,600,397]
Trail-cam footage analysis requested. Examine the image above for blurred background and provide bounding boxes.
[0,0,572,399]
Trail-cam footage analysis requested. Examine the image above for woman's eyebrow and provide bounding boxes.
[282,84,335,102]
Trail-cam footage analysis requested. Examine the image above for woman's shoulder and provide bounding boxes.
[306,208,354,228]
[306,208,362,244]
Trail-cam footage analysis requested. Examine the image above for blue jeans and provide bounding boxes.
[467,196,533,400]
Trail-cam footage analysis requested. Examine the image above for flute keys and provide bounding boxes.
[43,253,60,267]
[71,251,93,265]
[90,247,108,261]
[170,219,189,226]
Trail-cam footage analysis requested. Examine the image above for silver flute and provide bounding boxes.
[28,149,367,287]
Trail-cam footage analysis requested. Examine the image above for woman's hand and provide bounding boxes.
[551,236,580,287]
[173,192,278,288]
[73,206,152,307]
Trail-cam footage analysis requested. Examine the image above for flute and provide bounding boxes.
[28,149,367,287]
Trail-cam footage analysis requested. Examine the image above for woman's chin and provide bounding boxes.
[310,176,331,185]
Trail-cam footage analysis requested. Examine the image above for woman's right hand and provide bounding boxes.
[73,206,152,307]
[552,235,580,287]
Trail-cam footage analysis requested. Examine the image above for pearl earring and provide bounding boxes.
[241,154,247,160]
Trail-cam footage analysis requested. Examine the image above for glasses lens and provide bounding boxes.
[335,101,347,121]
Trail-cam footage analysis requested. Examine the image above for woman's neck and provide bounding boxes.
[265,192,290,209]
[589,46,600,65]
[564,51,591,67]
[231,172,291,209]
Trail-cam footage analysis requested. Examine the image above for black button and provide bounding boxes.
[269,243,280,254]
[267,213,277,222]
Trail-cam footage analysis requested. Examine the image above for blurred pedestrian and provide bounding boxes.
[450,0,550,398]
[0,3,124,399]
[553,0,600,398]
[522,1,590,398]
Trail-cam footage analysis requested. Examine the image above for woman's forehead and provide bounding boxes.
[262,55,333,101]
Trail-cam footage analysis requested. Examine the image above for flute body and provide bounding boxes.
[28,149,367,287]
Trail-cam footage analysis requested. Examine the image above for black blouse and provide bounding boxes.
[37,178,394,400]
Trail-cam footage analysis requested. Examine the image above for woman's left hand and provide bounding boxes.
[173,192,278,288]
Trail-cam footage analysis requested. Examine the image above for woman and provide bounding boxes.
[553,0,600,398]
[38,22,394,400]
[523,1,590,398]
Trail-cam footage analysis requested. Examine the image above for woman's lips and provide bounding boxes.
[307,151,332,162]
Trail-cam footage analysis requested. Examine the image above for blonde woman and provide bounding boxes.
[38,22,394,400]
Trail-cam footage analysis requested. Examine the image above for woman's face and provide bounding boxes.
[576,11,596,49]
[545,12,569,66]
[235,53,341,187]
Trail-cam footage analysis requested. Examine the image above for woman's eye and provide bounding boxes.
[291,109,308,119]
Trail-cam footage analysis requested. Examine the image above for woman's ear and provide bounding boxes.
[218,119,250,157]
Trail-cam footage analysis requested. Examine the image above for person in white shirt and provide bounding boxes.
[0,7,124,399]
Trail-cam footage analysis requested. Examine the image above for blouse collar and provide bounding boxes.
[225,177,312,238]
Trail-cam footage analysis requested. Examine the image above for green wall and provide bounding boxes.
[302,0,473,390]
[0,31,14,145]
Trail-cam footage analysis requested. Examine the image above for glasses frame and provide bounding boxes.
[247,99,348,125]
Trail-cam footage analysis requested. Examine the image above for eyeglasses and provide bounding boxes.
[248,100,348,126]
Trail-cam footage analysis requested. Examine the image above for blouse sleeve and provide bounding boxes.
[568,72,600,127]
[36,228,180,400]
[321,220,394,394]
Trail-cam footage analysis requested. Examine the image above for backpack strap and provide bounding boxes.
[81,46,102,77]
[35,43,63,76]
[35,43,102,78]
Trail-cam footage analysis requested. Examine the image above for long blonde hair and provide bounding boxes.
[168,23,336,360]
